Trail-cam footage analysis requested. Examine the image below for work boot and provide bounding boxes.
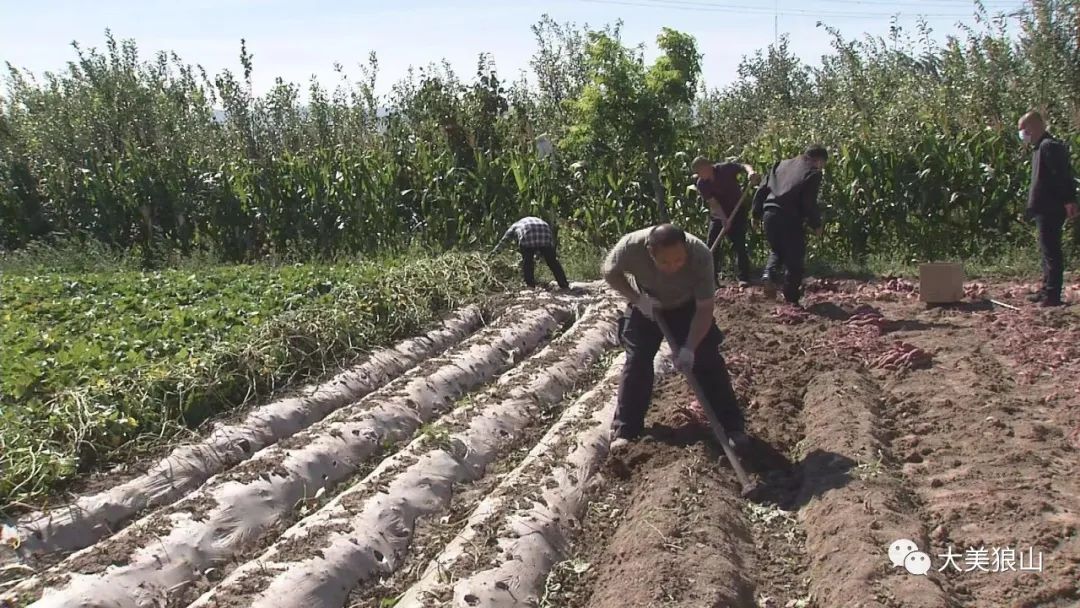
[1028,291,1045,303]
[783,286,803,307]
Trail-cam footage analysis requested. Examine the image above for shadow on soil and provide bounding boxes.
[884,319,961,332]
[609,421,858,513]
[805,302,850,321]
[926,300,995,313]
[790,449,858,509]
[804,301,966,333]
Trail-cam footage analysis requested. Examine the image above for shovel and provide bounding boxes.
[654,314,760,498]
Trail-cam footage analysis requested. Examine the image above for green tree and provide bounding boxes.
[565,25,702,222]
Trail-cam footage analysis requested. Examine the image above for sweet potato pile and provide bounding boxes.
[869,341,932,371]
[990,309,1080,388]
[772,306,811,324]
[844,305,887,333]
[810,305,932,372]
[964,282,989,299]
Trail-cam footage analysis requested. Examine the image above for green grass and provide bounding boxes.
[0,249,517,512]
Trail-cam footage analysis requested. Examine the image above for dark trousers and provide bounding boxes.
[1035,212,1066,302]
[706,212,751,283]
[762,209,806,303]
[521,245,569,289]
[613,300,745,440]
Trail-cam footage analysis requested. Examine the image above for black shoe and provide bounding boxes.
[762,282,778,299]
[1040,298,1064,308]
[1028,292,1045,303]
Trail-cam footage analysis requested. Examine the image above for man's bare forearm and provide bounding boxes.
[604,271,640,303]
[686,300,713,351]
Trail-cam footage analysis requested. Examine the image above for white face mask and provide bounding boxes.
[1019,130,1031,144]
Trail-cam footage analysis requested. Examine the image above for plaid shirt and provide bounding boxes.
[498,217,554,249]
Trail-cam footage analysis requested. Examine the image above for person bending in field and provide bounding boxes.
[752,144,828,307]
[601,223,748,453]
[692,155,761,288]
[491,216,571,290]
[1018,111,1078,307]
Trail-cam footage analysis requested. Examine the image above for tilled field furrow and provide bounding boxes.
[394,349,672,608]
[880,330,1080,608]
[716,300,826,608]
[6,297,579,608]
[796,369,953,608]
[184,296,622,608]
[583,423,758,607]
[437,352,674,608]
[3,304,490,566]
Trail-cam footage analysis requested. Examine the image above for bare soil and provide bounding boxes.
[544,278,1079,608]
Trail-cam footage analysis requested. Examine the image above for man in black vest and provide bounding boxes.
[752,145,827,307]
[1018,111,1078,307]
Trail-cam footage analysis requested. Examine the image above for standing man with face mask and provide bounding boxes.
[601,223,748,452]
[1018,111,1078,307]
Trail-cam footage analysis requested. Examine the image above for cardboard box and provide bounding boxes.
[919,262,965,303]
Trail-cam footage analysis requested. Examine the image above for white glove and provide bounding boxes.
[635,293,660,320]
[675,347,695,371]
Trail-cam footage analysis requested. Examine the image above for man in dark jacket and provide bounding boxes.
[692,156,761,287]
[751,145,827,306]
[1018,111,1078,307]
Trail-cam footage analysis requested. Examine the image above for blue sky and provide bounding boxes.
[0,0,1028,100]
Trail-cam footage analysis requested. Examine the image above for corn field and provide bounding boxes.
[1,0,1078,265]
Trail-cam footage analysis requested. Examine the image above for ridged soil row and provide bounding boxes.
[395,349,673,608]
[796,369,953,608]
[9,296,579,608]
[186,296,623,608]
[4,303,489,565]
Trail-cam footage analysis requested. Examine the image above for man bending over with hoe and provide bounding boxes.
[692,156,761,287]
[492,216,570,291]
[752,144,828,307]
[602,223,748,454]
